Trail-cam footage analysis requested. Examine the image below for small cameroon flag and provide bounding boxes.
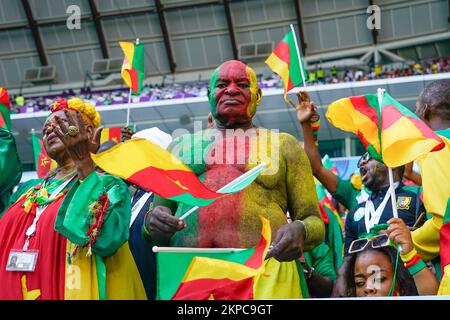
[119,39,144,95]
[100,127,122,144]
[31,131,57,178]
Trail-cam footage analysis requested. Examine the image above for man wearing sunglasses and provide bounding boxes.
[292,91,426,296]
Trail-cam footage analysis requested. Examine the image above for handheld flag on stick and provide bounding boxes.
[120,38,144,126]
[31,130,57,178]
[120,39,144,95]
[154,216,270,300]
[0,87,11,131]
[91,138,262,207]
[265,24,307,100]
[325,90,444,167]
[100,127,122,144]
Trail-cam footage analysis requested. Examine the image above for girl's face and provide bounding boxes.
[354,250,397,297]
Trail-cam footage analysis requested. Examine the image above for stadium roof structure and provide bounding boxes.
[1,0,450,89]
[11,72,450,165]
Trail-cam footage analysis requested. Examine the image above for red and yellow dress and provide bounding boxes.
[0,171,146,300]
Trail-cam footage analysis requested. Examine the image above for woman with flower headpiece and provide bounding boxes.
[0,98,146,300]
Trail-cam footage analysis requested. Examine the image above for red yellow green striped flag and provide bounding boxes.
[120,41,144,95]
[31,132,57,178]
[326,92,445,167]
[100,127,122,144]
[170,215,271,300]
[91,138,261,207]
[0,87,11,131]
[265,28,307,99]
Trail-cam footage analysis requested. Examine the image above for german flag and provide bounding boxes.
[326,92,444,167]
[265,29,307,99]
[0,87,11,131]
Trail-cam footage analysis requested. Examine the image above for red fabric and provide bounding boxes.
[0,195,67,299]
[0,87,10,110]
[440,222,450,272]
[273,40,290,65]
[128,167,221,200]
[171,277,254,300]
[404,254,421,268]
[349,96,379,126]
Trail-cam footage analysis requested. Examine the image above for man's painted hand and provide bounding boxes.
[265,220,306,262]
[145,205,186,242]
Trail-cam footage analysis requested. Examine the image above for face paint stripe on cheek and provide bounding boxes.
[208,67,220,118]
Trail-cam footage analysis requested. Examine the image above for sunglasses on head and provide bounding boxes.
[348,234,391,254]
[357,152,372,168]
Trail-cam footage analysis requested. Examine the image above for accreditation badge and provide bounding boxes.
[6,250,39,272]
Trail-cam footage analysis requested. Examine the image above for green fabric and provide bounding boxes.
[436,128,450,139]
[407,259,427,276]
[131,42,145,95]
[94,254,107,300]
[0,129,23,216]
[54,171,131,257]
[7,179,42,207]
[0,101,11,131]
[295,259,310,298]
[304,242,337,281]
[282,29,308,86]
[331,177,360,211]
[324,206,344,269]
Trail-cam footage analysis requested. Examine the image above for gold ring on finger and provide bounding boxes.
[67,126,79,137]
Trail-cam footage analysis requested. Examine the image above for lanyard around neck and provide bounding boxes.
[23,174,76,251]
[364,182,399,233]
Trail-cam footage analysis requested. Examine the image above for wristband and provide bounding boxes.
[401,248,427,276]
[310,119,320,137]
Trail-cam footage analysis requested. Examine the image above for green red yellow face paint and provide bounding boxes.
[208,60,261,124]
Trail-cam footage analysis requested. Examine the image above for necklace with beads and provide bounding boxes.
[22,169,77,214]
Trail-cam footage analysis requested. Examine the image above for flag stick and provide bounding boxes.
[152,246,246,253]
[377,88,398,219]
[125,37,140,128]
[179,162,267,221]
[126,87,132,127]
[290,24,307,90]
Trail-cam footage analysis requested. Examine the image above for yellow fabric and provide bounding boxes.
[412,217,442,261]
[92,138,191,177]
[411,135,450,261]
[382,116,444,167]
[64,242,147,300]
[417,136,450,219]
[184,216,271,282]
[254,259,302,299]
[21,275,41,300]
[326,98,380,153]
[103,242,147,300]
[184,257,259,282]
[119,41,134,89]
[438,265,450,295]
[400,248,418,263]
